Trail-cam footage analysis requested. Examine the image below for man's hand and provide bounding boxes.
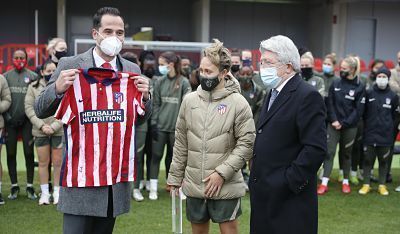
[55,69,80,95]
[203,172,224,198]
[41,124,54,136]
[132,76,150,101]
[331,121,342,130]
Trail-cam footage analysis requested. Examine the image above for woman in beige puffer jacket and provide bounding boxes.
[168,39,255,233]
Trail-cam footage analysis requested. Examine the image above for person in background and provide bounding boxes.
[318,56,365,195]
[389,51,400,190]
[364,59,385,90]
[230,49,241,78]
[189,68,200,91]
[359,67,399,196]
[4,49,38,200]
[181,55,192,79]
[46,38,68,67]
[150,51,191,200]
[135,50,157,193]
[300,52,325,96]
[237,65,265,190]
[121,51,138,64]
[0,73,11,205]
[168,39,255,234]
[123,51,151,202]
[25,60,63,205]
[318,53,340,180]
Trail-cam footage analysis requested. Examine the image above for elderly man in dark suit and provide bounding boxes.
[249,35,326,234]
[34,7,151,234]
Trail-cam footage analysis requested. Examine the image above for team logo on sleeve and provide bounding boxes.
[114,92,124,104]
[217,104,227,115]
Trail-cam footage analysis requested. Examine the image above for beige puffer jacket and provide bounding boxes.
[0,74,11,129]
[25,78,63,137]
[168,75,256,199]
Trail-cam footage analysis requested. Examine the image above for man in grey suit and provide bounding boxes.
[34,7,152,234]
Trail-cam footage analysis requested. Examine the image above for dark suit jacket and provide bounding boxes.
[249,73,326,234]
[34,48,152,217]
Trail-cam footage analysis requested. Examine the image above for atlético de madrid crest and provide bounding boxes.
[386,98,391,105]
[217,104,227,115]
[114,92,124,104]
[349,90,355,96]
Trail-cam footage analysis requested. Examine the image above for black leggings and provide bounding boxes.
[6,121,34,184]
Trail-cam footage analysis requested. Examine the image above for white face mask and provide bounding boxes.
[376,76,389,89]
[97,31,123,57]
[260,66,282,89]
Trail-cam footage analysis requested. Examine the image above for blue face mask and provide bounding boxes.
[260,67,282,88]
[322,64,333,74]
[158,65,169,76]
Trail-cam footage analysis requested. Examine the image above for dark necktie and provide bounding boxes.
[268,89,279,111]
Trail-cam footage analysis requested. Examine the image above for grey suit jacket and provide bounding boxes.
[34,48,152,217]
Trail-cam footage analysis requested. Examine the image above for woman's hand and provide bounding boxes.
[203,172,224,198]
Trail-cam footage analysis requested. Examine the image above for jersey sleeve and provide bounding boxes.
[54,87,76,125]
[134,89,145,116]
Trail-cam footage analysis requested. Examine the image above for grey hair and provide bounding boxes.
[259,35,301,72]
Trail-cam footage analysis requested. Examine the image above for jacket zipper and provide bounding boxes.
[201,93,212,194]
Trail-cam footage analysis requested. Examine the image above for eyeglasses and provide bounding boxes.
[260,59,280,67]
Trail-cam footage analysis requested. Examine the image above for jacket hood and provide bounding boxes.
[197,73,241,101]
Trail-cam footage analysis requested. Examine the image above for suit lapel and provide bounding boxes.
[257,74,301,129]
[78,48,96,69]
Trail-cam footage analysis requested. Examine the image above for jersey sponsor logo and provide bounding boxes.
[345,95,355,101]
[80,109,124,124]
[334,88,341,91]
[114,92,124,104]
[217,104,227,115]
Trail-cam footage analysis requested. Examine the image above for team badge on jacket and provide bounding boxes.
[24,77,30,83]
[217,104,227,115]
[114,92,124,104]
[386,98,391,105]
[349,90,355,96]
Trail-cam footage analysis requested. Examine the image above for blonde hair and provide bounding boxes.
[324,53,337,65]
[343,55,360,76]
[47,38,66,53]
[202,39,231,71]
[301,52,314,64]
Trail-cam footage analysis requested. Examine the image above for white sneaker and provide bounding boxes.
[39,193,50,205]
[133,189,144,202]
[53,192,59,205]
[395,186,400,192]
[149,179,158,200]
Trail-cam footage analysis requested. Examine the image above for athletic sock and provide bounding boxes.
[351,171,357,177]
[40,184,49,195]
[27,183,33,188]
[321,177,329,186]
[343,179,349,185]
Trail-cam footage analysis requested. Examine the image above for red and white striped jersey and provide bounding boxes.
[55,68,145,187]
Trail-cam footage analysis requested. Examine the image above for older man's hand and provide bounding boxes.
[55,69,80,94]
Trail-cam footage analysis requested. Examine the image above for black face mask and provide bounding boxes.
[143,67,155,78]
[370,71,377,80]
[340,71,349,79]
[238,76,252,85]
[231,65,240,73]
[55,50,67,60]
[200,75,220,91]
[44,74,52,82]
[301,67,313,79]
[182,67,192,77]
